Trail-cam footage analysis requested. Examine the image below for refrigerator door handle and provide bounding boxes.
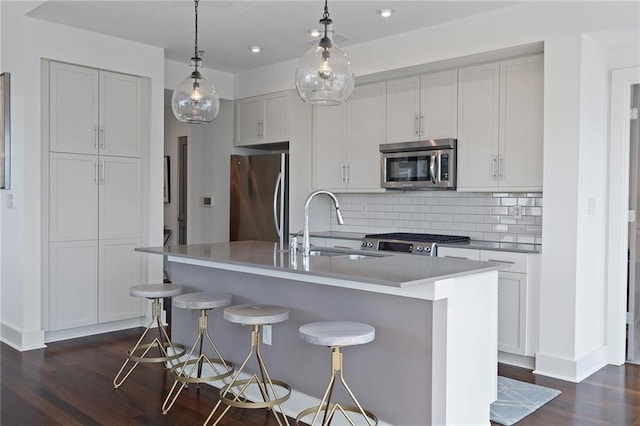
[273,171,283,239]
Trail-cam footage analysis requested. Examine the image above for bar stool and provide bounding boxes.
[113,284,186,389]
[296,321,378,426]
[162,292,234,414]
[204,304,291,426]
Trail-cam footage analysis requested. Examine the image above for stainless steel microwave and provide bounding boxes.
[380,139,457,190]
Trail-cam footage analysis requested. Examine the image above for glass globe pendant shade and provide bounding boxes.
[172,64,220,123]
[295,38,355,106]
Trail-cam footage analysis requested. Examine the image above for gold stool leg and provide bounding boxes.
[204,325,291,426]
[113,298,185,389]
[295,347,378,426]
[162,309,234,414]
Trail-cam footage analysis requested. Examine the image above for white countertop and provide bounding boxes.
[137,241,499,289]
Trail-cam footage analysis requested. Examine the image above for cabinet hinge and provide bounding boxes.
[631,107,639,121]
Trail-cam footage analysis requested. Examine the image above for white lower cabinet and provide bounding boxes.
[49,241,99,331]
[438,246,539,357]
[98,239,145,323]
[49,239,145,331]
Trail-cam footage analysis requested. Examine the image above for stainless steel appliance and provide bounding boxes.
[360,232,470,256]
[380,139,457,190]
[230,153,288,247]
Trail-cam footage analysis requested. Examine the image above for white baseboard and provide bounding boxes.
[45,317,148,344]
[498,351,535,370]
[534,346,606,383]
[0,322,46,351]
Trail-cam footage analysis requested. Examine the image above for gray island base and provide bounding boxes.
[138,241,499,425]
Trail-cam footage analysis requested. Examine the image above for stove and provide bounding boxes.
[360,232,470,256]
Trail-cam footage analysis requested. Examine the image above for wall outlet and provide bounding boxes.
[512,205,523,219]
[262,324,272,345]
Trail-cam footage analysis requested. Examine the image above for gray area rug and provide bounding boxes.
[490,376,561,425]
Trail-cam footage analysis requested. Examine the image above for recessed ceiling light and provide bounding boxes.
[377,9,393,18]
[249,46,261,53]
[309,29,321,37]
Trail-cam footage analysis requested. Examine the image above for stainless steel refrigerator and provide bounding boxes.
[230,153,288,247]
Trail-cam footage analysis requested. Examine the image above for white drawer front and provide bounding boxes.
[437,246,481,261]
[480,250,527,273]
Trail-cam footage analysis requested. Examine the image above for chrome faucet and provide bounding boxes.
[303,190,345,257]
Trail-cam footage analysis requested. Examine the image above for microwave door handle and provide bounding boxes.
[430,153,437,184]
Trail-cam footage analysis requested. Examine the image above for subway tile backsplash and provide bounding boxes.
[330,192,543,244]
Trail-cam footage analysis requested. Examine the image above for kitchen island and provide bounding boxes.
[138,241,499,425]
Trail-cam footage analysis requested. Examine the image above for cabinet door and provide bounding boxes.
[386,76,420,143]
[99,71,142,157]
[49,241,98,330]
[235,97,261,146]
[421,70,458,139]
[495,271,527,355]
[262,92,289,143]
[99,239,145,322]
[99,156,142,239]
[346,82,386,190]
[49,153,99,242]
[457,63,500,190]
[312,104,347,190]
[499,55,544,189]
[49,62,99,155]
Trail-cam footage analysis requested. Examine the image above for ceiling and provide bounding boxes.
[27,1,520,74]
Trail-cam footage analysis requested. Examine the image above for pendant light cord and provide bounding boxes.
[194,0,200,60]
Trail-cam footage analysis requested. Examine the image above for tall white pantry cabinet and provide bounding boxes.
[46,61,145,332]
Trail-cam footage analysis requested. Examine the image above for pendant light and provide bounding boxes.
[172,0,220,123]
[295,0,355,106]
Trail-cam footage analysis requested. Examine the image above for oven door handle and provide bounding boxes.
[430,153,437,184]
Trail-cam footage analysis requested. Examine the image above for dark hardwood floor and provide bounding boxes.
[1,327,639,425]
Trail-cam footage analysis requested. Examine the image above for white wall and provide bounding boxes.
[163,99,188,244]
[186,99,234,244]
[0,2,165,350]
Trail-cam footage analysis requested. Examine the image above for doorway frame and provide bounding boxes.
[607,67,640,365]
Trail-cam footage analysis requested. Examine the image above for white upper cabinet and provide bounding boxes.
[457,62,500,189]
[312,102,346,190]
[235,91,289,146]
[49,62,99,155]
[420,70,458,140]
[49,62,142,157]
[499,55,544,189]
[457,55,543,191]
[99,71,143,157]
[386,76,421,143]
[312,82,386,192]
[346,82,387,190]
[386,69,457,143]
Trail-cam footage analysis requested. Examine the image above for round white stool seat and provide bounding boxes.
[224,304,289,325]
[173,292,232,310]
[299,321,375,347]
[130,284,183,299]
